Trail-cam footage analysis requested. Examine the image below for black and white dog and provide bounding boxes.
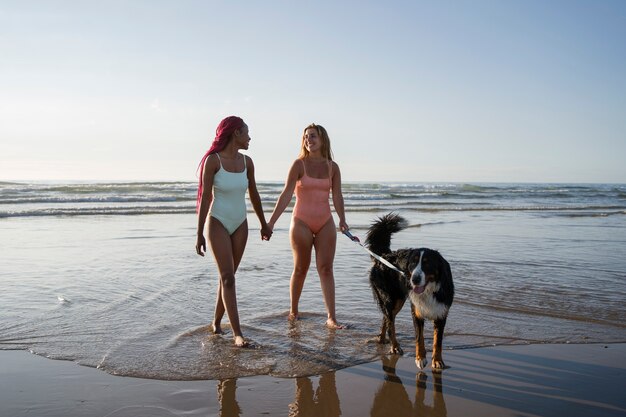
[366,213,454,370]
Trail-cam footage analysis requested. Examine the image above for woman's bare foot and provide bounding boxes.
[288,312,299,321]
[234,335,248,347]
[326,318,344,329]
[210,323,223,335]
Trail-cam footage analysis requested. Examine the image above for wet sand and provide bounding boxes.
[1,343,625,417]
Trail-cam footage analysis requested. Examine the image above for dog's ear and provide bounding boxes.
[395,249,418,273]
[437,253,454,294]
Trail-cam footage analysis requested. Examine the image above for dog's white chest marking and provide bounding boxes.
[410,282,449,320]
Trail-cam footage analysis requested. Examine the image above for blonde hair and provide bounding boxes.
[298,123,334,160]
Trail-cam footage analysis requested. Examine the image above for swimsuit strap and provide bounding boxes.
[328,160,332,187]
[300,158,307,177]
[216,153,247,173]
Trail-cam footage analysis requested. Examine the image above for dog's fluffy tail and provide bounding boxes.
[365,212,408,255]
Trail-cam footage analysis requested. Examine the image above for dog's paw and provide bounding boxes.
[389,345,404,355]
[415,357,428,369]
[431,359,446,370]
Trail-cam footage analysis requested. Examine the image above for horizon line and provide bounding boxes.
[1,179,625,186]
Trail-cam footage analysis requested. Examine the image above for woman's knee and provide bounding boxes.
[220,272,236,289]
[316,261,334,278]
[292,249,312,278]
[292,263,309,278]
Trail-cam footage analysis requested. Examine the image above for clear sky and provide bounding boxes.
[1,0,625,183]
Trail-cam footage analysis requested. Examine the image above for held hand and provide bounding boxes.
[261,224,273,241]
[196,235,206,256]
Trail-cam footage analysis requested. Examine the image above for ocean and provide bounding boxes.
[1,181,625,380]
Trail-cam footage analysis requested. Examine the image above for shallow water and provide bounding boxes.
[1,182,625,379]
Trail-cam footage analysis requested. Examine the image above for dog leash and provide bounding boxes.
[342,230,406,277]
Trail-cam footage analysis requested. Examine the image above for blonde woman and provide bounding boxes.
[268,124,349,328]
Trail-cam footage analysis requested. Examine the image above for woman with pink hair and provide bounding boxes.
[195,116,272,347]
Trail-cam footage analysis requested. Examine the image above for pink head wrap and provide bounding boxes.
[196,116,245,211]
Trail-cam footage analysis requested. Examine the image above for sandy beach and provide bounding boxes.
[2,343,625,417]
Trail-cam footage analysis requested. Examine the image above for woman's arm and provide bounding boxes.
[246,156,272,240]
[331,161,349,232]
[268,160,302,229]
[196,155,218,256]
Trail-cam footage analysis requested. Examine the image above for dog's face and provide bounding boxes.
[408,249,442,295]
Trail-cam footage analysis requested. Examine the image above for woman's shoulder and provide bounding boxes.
[203,153,221,171]
[288,159,305,178]
[242,154,255,171]
[205,153,220,163]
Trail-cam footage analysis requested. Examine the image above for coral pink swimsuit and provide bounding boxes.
[293,159,333,234]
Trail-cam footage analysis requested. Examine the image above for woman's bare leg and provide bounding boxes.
[313,218,342,328]
[211,220,248,334]
[209,217,248,346]
[289,218,314,320]
[212,278,225,334]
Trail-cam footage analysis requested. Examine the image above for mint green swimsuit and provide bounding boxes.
[209,154,249,234]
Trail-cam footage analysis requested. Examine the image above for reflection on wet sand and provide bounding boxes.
[371,355,447,417]
[214,354,447,416]
[216,372,341,417]
[289,372,341,417]
[217,378,241,417]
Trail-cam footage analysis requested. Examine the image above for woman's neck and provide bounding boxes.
[306,151,325,161]
[219,143,240,159]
